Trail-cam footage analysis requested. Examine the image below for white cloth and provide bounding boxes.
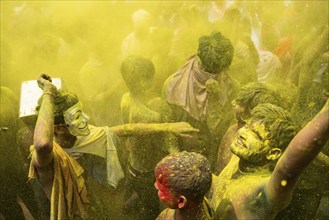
[257,50,282,82]
[65,125,124,188]
[166,55,218,121]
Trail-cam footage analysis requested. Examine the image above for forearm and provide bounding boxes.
[298,28,328,86]
[268,100,329,202]
[110,123,170,137]
[283,99,329,172]
[303,28,328,66]
[33,93,55,166]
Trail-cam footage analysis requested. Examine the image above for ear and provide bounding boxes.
[178,195,187,209]
[266,148,282,161]
[54,125,66,135]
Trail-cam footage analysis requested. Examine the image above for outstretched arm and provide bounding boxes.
[109,122,198,138]
[267,99,329,208]
[33,74,57,167]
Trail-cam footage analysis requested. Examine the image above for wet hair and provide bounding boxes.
[35,89,79,125]
[197,31,234,74]
[249,103,297,151]
[155,151,212,203]
[234,82,288,112]
[121,55,155,94]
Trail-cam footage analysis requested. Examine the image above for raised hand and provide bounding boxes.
[37,73,57,94]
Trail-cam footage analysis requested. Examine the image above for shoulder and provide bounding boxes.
[120,92,131,107]
[161,73,176,99]
[156,208,175,220]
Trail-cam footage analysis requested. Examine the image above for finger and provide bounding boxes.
[40,73,52,82]
[179,134,193,139]
[178,134,194,138]
[178,130,199,137]
[182,128,199,133]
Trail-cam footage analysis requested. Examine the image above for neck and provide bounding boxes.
[238,159,273,175]
[54,133,77,149]
[175,200,207,220]
[194,58,219,83]
[130,91,146,102]
[237,119,245,128]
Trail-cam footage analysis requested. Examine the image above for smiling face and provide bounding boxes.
[230,121,271,164]
[63,101,90,136]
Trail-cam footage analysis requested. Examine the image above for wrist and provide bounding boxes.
[43,85,56,96]
[42,91,55,99]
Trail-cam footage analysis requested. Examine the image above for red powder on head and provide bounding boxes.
[155,178,176,202]
[156,178,170,192]
[155,164,172,186]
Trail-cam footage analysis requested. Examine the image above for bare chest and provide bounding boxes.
[212,174,272,219]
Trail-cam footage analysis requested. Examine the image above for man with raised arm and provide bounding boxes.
[29,74,198,219]
[30,74,89,219]
[210,100,329,219]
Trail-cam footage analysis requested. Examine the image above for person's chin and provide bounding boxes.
[78,124,90,136]
[81,128,90,136]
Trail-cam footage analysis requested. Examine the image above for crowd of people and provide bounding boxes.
[1,1,328,220]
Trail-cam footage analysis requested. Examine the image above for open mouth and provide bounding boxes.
[236,138,247,148]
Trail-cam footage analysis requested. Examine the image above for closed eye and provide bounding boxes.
[74,110,82,119]
[254,130,261,139]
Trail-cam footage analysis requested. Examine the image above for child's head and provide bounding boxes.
[121,55,155,95]
[197,31,234,74]
[154,151,212,208]
[248,103,297,151]
[232,82,287,123]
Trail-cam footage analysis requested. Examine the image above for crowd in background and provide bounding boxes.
[1,1,328,219]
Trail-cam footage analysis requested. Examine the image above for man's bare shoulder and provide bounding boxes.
[120,92,131,107]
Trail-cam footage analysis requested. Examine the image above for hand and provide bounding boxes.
[206,78,220,95]
[166,122,199,138]
[37,73,57,94]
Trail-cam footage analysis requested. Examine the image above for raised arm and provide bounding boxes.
[33,74,57,167]
[267,99,329,208]
[289,27,328,86]
[109,122,198,138]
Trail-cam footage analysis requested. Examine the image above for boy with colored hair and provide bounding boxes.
[155,151,213,220]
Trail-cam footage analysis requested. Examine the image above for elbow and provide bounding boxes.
[34,139,53,154]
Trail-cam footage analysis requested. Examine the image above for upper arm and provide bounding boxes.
[32,144,54,168]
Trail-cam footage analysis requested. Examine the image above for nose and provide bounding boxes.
[154,182,159,190]
[82,112,90,123]
[237,127,247,140]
